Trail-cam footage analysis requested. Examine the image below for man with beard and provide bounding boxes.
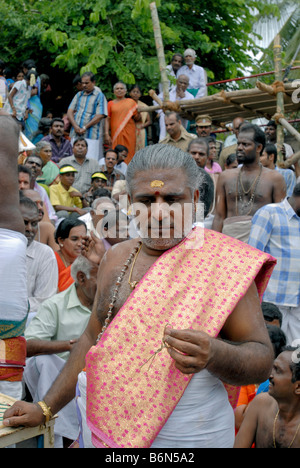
[3,144,276,449]
[212,123,286,243]
[42,117,73,163]
[234,347,300,448]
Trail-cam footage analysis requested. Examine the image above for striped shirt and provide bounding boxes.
[68,88,107,140]
[248,198,300,307]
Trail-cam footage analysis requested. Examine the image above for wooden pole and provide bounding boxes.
[273,35,285,163]
[150,2,169,102]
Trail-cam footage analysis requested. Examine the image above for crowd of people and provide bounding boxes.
[0,48,300,450]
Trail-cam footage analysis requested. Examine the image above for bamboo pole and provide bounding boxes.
[276,117,300,144]
[278,150,300,169]
[150,2,169,102]
[273,35,285,163]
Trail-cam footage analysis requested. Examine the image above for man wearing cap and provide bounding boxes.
[59,137,101,194]
[49,164,88,218]
[195,114,223,158]
[82,171,108,206]
[177,48,207,98]
[159,111,197,152]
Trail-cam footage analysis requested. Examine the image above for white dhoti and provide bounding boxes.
[0,229,28,322]
[24,355,79,447]
[0,229,28,400]
[222,216,252,243]
[77,370,234,448]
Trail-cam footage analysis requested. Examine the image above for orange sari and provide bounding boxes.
[107,98,137,164]
[55,251,74,292]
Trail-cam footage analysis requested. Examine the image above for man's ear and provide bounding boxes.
[294,381,300,396]
[76,271,86,285]
[257,143,263,156]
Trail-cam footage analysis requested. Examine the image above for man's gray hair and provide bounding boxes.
[71,256,93,283]
[91,197,114,211]
[126,143,199,196]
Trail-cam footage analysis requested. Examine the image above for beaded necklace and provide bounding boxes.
[96,240,143,343]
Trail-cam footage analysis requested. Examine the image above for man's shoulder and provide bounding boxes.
[253,199,287,218]
[41,135,51,142]
[193,64,205,72]
[180,126,197,139]
[113,168,125,179]
[27,240,56,260]
[262,166,285,183]
[58,156,74,166]
[85,157,100,167]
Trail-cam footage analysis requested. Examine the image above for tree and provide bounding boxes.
[0,0,279,97]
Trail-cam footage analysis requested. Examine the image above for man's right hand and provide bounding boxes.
[3,401,46,428]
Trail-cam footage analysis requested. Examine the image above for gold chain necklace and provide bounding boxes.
[96,241,142,343]
[235,164,262,216]
[238,164,262,195]
[273,409,300,448]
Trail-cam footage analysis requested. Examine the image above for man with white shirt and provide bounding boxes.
[156,75,194,140]
[158,53,184,93]
[177,48,207,98]
[20,195,58,324]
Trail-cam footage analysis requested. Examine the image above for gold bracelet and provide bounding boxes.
[36,401,53,423]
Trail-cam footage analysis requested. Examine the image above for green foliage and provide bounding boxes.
[0,0,279,97]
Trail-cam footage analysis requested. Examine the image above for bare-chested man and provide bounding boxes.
[234,347,300,448]
[212,122,286,242]
[4,144,275,448]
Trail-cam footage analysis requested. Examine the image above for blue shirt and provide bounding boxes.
[248,198,300,307]
[275,166,296,197]
[68,88,107,140]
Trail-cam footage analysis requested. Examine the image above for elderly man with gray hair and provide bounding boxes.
[5,144,276,449]
[177,48,207,98]
[23,255,99,447]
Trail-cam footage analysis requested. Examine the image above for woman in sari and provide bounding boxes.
[54,218,87,292]
[129,85,151,153]
[104,82,139,164]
